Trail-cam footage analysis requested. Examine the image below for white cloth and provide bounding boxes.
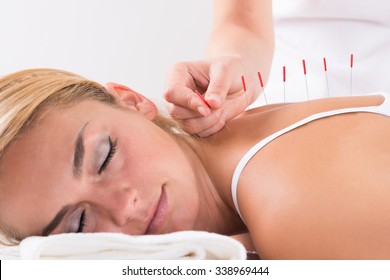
[16,231,246,260]
[253,0,390,105]
[0,245,21,260]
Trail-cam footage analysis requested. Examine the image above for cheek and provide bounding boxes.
[169,181,201,231]
[117,129,180,180]
[116,126,201,228]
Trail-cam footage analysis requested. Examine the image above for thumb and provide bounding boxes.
[204,63,233,109]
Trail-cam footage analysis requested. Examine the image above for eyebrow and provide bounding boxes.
[41,205,72,236]
[73,122,89,177]
[41,122,90,236]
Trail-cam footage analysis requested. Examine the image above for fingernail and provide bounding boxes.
[197,106,207,116]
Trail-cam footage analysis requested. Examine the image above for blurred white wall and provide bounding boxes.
[0,0,212,103]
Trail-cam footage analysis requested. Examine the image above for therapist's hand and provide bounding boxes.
[164,55,260,137]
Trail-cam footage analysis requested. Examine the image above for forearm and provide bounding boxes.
[206,0,274,80]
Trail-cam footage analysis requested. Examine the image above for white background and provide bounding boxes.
[0,0,212,104]
[2,0,390,107]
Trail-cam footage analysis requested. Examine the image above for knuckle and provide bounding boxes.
[209,80,226,93]
[166,104,176,116]
[186,95,198,110]
[168,106,183,119]
[163,89,174,101]
[163,84,182,102]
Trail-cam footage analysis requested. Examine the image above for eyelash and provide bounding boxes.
[98,137,118,174]
[77,210,86,233]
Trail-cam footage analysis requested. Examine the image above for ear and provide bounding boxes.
[105,82,157,120]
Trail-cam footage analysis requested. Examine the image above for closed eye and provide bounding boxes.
[98,137,118,174]
[77,210,86,233]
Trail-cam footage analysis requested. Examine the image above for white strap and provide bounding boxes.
[231,93,390,222]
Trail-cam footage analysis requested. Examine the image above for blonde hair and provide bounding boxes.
[0,68,189,245]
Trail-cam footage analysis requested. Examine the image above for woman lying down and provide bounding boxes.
[0,68,389,260]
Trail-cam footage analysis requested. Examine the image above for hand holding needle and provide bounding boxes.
[195,90,231,131]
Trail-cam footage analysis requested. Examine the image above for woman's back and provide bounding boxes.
[200,94,390,259]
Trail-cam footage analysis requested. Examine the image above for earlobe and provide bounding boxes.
[105,82,158,120]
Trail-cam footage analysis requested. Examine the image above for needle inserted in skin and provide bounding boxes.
[257,71,268,105]
[241,75,249,107]
[323,57,330,97]
[350,53,354,95]
[283,66,286,103]
[302,59,309,101]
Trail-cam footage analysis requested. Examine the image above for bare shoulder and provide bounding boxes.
[200,95,385,185]
[231,94,390,259]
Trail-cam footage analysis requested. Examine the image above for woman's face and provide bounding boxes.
[0,99,202,239]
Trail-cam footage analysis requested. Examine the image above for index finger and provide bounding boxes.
[164,84,211,117]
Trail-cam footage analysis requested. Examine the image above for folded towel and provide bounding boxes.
[0,245,20,260]
[19,231,246,260]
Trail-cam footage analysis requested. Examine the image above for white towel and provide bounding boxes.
[19,231,246,260]
[0,245,20,260]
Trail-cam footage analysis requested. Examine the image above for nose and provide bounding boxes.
[95,184,139,227]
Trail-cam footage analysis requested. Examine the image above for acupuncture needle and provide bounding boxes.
[302,59,310,101]
[241,75,249,107]
[195,89,211,108]
[283,66,286,103]
[257,71,268,105]
[350,53,354,95]
[194,90,231,131]
[323,57,330,97]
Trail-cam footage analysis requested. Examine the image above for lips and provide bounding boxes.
[145,185,168,234]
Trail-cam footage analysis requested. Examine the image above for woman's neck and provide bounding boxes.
[174,133,246,235]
